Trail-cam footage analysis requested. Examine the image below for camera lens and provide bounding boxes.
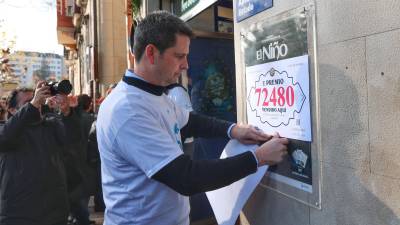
[56,80,73,95]
[46,82,58,96]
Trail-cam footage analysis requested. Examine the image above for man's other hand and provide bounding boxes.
[30,81,50,109]
[56,94,71,116]
[230,124,272,144]
[255,136,289,167]
[68,95,78,108]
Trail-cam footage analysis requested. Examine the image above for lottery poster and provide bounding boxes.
[243,12,313,192]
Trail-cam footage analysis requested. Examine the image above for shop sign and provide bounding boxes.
[236,0,273,22]
[172,0,218,21]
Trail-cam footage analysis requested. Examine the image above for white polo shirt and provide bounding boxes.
[96,71,190,225]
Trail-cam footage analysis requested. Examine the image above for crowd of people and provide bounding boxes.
[0,82,108,225]
[0,11,288,225]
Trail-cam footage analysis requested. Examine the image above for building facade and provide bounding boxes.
[7,51,65,87]
[56,1,400,224]
[56,0,129,108]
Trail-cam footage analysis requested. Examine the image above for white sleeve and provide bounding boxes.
[175,103,189,129]
[167,86,193,112]
[115,113,183,178]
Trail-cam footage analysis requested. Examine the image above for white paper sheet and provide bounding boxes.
[206,140,268,225]
[246,55,312,142]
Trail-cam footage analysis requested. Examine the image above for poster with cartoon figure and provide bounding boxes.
[243,12,313,192]
[187,37,237,220]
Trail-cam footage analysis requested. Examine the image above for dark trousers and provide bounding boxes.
[51,220,68,225]
[94,165,105,212]
[94,189,105,212]
[52,222,68,225]
[70,197,90,225]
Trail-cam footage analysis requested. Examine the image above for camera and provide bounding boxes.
[46,80,73,96]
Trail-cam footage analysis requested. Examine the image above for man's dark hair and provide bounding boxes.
[78,94,92,111]
[132,10,194,62]
[6,87,33,109]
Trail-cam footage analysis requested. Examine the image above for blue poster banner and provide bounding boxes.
[236,0,273,22]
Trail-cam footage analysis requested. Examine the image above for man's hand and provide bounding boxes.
[68,95,78,108]
[230,124,272,144]
[30,81,50,109]
[255,136,289,167]
[46,96,58,109]
[56,94,71,116]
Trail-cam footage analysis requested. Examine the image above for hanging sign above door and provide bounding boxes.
[236,0,273,22]
[172,0,218,21]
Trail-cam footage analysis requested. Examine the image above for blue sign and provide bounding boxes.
[236,0,273,22]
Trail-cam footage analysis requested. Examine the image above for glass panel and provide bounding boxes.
[240,4,321,209]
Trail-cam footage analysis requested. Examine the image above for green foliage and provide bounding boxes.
[131,0,141,15]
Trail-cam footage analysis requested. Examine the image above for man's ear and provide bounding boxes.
[145,44,157,64]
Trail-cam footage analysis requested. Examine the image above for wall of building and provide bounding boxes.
[8,51,64,87]
[97,0,127,86]
[234,1,400,225]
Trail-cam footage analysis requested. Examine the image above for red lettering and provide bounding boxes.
[286,86,294,106]
[277,87,285,106]
[269,87,277,106]
[255,88,261,106]
[262,88,269,106]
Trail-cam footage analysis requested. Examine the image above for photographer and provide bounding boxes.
[0,81,77,225]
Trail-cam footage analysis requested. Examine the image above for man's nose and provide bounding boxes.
[181,58,189,70]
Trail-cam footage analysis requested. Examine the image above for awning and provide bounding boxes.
[57,26,76,48]
[172,0,218,21]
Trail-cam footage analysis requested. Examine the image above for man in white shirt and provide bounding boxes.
[97,10,289,225]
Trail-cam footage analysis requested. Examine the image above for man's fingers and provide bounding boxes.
[257,132,272,140]
[272,132,280,138]
[38,85,49,93]
[47,96,57,104]
[278,137,289,145]
[36,80,46,88]
[247,139,262,145]
[242,140,256,145]
[41,88,50,95]
[39,89,50,97]
[250,126,272,140]
[268,137,289,148]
